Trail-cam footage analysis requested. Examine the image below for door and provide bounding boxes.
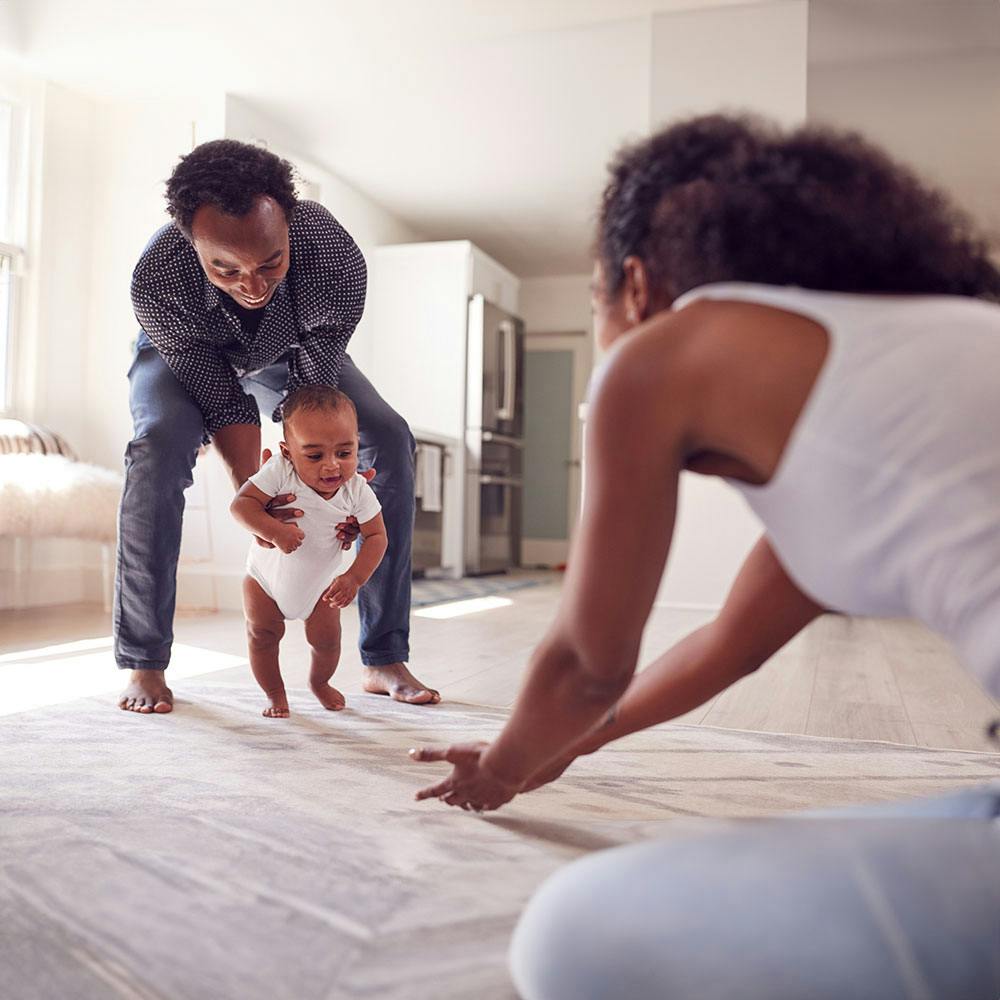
[521,332,592,567]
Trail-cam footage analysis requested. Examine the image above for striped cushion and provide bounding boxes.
[0,418,77,460]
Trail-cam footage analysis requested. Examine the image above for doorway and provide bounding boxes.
[521,332,592,567]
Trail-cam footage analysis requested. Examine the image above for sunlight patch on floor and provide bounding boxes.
[413,596,513,619]
[0,638,247,716]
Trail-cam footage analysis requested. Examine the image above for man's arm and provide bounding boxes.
[132,286,261,454]
[214,424,263,490]
[272,328,353,423]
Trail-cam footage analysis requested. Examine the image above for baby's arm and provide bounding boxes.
[231,482,304,554]
[323,513,388,608]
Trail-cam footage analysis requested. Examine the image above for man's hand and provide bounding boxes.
[256,447,303,549]
[334,468,377,550]
[323,572,360,608]
[410,742,522,812]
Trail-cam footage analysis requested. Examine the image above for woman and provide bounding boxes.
[413,114,1000,999]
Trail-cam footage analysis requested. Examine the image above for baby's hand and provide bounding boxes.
[273,522,305,554]
[324,573,360,608]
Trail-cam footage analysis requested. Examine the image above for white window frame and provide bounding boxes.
[0,93,29,416]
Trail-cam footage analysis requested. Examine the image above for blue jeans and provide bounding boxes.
[114,336,415,670]
[510,785,1000,1000]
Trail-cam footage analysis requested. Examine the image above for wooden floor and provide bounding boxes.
[1,575,997,751]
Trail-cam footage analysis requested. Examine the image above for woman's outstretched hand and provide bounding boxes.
[410,742,522,812]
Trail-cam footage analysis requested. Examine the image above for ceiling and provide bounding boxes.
[2,0,999,277]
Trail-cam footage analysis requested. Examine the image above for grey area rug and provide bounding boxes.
[2,682,998,1000]
[410,576,540,607]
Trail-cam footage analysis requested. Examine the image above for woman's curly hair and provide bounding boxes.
[597,114,1000,303]
[165,139,298,238]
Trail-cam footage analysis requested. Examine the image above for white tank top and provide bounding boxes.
[673,283,1000,698]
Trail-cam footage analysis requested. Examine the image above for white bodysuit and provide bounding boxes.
[673,283,1000,698]
[246,455,382,620]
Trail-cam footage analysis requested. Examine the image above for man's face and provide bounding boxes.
[190,194,291,310]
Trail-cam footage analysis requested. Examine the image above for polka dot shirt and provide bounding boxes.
[131,200,367,440]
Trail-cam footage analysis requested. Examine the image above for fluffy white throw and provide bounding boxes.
[0,454,122,541]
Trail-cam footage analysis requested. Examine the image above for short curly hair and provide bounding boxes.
[165,139,298,238]
[597,114,1000,303]
[281,385,357,431]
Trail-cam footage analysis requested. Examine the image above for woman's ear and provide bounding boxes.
[621,256,651,325]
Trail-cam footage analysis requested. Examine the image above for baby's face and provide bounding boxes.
[280,407,360,498]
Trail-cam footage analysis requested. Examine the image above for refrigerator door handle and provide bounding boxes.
[479,474,523,487]
[496,319,516,421]
[481,430,524,448]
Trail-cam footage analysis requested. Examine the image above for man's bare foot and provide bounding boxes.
[263,692,290,719]
[362,663,440,705]
[310,682,346,711]
[117,670,173,714]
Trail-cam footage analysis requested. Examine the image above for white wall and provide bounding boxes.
[519,274,592,335]
[651,1,809,128]
[808,51,1000,240]
[641,1,809,609]
[225,96,423,377]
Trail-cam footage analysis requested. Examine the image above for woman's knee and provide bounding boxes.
[510,849,644,1000]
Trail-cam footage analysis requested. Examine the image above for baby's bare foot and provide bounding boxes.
[262,691,289,718]
[311,682,346,711]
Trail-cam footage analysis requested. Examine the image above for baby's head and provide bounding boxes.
[279,385,359,497]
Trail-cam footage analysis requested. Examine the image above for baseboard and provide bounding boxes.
[521,538,569,567]
[176,565,244,612]
[0,564,89,609]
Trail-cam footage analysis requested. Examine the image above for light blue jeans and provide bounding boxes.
[510,785,1000,1000]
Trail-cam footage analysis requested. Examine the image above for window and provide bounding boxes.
[0,97,25,414]
[0,253,11,412]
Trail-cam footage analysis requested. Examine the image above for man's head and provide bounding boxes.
[280,386,359,498]
[166,140,298,310]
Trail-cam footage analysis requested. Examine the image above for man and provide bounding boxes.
[116,138,438,713]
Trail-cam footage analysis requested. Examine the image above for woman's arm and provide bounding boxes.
[413,324,690,808]
[523,536,823,789]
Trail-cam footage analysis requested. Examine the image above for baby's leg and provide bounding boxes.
[304,598,345,711]
[243,576,289,718]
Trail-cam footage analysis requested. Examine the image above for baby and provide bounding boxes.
[230,385,387,718]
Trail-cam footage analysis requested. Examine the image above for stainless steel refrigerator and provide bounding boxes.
[464,294,525,575]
